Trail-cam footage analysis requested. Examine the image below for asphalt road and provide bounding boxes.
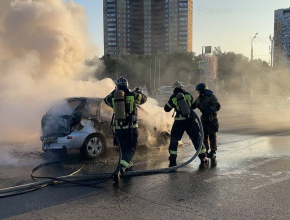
[1,108,290,220]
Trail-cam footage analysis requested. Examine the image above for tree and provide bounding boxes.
[89,51,274,95]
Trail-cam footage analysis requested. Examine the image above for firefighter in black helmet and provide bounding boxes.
[164,81,208,168]
[192,83,221,163]
[104,77,147,183]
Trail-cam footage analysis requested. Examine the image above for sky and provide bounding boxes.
[72,0,290,62]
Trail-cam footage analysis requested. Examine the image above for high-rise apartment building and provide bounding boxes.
[103,0,193,56]
[274,7,290,68]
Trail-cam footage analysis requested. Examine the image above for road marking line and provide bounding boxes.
[253,173,290,190]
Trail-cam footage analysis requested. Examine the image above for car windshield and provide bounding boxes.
[47,100,82,116]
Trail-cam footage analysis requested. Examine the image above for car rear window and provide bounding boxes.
[47,100,82,116]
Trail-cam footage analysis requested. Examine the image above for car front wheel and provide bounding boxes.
[81,134,106,160]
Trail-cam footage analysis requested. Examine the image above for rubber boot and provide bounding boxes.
[113,165,126,183]
[199,153,209,169]
[168,154,177,167]
[207,151,217,167]
[207,150,216,161]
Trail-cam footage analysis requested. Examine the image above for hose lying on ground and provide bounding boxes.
[0,111,203,198]
[0,162,85,198]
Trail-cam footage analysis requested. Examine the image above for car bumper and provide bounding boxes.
[42,132,89,151]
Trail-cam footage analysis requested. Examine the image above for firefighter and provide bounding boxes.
[104,77,147,183]
[192,83,221,162]
[164,81,208,167]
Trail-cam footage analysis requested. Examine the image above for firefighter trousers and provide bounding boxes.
[169,119,206,159]
[202,119,218,153]
[115,128,138,169]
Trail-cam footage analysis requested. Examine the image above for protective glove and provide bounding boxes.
[204,108,214,115]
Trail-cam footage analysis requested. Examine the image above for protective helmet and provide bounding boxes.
[195,83,208,93]
[117,77,129,89]
[172,81,183,90]
[135,86,141,93]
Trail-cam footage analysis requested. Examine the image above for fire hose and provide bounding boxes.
[0,110,203,198]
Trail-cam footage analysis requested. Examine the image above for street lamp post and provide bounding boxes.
[251,33,258,95]
[251,33,258,61]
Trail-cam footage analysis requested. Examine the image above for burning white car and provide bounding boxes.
[41,98,170,159]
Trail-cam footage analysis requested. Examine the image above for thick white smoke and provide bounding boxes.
[0,0,115,143]
[0,0,172,148]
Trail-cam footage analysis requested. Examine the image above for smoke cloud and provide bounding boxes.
[0,0,114,143]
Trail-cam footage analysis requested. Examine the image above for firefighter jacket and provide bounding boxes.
[191,90,221,121]
[104,88,147,129]
[164,88,195,120]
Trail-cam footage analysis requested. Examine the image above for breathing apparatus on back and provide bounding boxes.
[173,81,191,118]
[176,93,191,118]
[114,90,127,120]
[114,77,129,121]
[114,77,138,139]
